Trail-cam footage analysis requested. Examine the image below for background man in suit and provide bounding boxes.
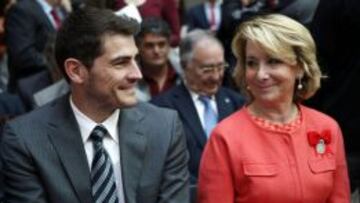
[152,30,244,183]
[5,0,66,92]
[307,0,360,201]
[186,0,222,34]
[1,7,189,203]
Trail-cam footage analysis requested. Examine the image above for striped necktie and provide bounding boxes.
[90,125,119,203]
[199,96,218,137]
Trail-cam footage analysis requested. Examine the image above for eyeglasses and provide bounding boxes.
[193,59,229,74]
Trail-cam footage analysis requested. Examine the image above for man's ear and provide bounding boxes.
[64,58,88,84]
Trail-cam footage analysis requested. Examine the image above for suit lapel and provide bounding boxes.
[47,96,92,203]
[118,106,146,202]
[31,0,56,31]
[173,84,207,148]
[216,88,236,120]
[200,4,211,28]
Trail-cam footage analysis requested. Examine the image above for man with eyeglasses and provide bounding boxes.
[151,30,244,185]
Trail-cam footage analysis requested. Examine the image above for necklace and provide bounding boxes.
[248,103,298,124]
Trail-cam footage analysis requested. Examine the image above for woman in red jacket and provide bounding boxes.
[197,14,350,203]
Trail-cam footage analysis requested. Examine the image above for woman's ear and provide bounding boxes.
[297,72,304,79]
[296,65,305,79]
[64,58,88,84]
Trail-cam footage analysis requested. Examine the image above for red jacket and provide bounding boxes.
[198,105,350,203]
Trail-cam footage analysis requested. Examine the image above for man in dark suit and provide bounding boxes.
[186,0,222,33]
[151,30,244,183]
[0,7,189,203]
[5,0,66,91]
[307,0,360,200]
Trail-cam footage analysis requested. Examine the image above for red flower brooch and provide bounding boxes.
[307,130,332,155]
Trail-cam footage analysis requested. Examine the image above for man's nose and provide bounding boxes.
[129,60,143,80]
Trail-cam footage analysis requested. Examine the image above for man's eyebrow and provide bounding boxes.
[110,55,132,64]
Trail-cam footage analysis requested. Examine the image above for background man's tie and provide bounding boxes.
[50,9,62,30]
[90,125,119,203]
[209,3,216,32]
[199,96,218,137]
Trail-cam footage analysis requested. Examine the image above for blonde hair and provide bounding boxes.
[232,14,322,102]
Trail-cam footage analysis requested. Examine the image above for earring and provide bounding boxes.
[297,77,303,90]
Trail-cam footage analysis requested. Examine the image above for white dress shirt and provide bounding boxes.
[70,97,125,203]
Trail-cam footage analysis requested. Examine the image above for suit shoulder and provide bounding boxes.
[137,101,178,117]
[8,0,33,12]
[134,103,181,140]
[6,0,42,22]
[150,86,179,106]
[221,87,241,97]
[6,99,56,128]
[220,87,245,103]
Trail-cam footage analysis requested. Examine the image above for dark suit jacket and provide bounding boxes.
[0,92,25,202]
[0,92,25,133]
[5,0,59,91]
[0,92,25,116]
[0,95,190,203]
[186,4,211,31]
[17,70,53,111]
[151,84,244,183]
[307,0,360,190]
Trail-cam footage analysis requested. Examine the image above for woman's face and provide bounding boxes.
[244,41,302,107]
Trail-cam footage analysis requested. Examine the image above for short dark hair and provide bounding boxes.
[55,7,140,81]
[136,17,171,43]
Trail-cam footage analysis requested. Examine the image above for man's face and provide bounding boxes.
[185,40,225,96]
[81,34,142,111]
[138,33,170,69]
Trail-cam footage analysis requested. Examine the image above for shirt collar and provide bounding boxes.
[36,0,53,15]
[205,0,222,7]
[69,96,120,144]
[187,87,216,102]
[142,63,178,96]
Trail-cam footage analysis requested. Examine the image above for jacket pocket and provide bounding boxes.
[308,157,336,173]
[243,163,278,177]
